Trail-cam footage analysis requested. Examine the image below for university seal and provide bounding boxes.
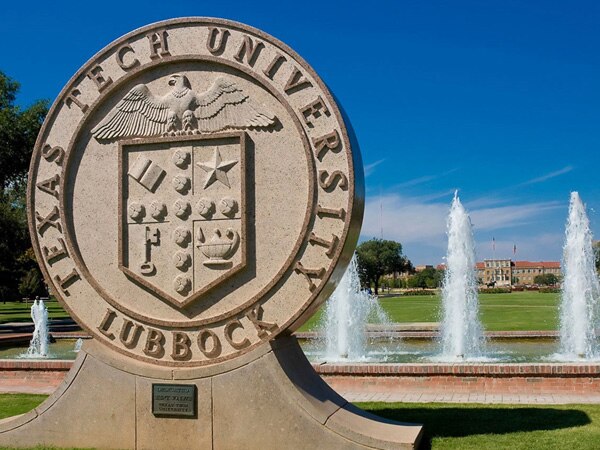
[28,18,363,367]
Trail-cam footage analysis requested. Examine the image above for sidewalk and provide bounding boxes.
[2,375,600,405]
[339,391,600,404]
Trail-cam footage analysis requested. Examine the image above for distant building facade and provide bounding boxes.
[477,259,512,286]
[475,259,561,286]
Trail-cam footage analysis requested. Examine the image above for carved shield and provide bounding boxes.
[118,132,247,308]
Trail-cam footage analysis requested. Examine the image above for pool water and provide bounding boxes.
[0,340,81,360]
[300,338,582,363]
[2,337,597,363]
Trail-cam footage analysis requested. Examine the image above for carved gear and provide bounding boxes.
[91,74,276,140]
[172,175,190,193]
[128,203,145,220]
[173,227,191,246]
[172,150,190,167]
[150,201,166,219]
[173,200,190,218]
[173,275,191,294]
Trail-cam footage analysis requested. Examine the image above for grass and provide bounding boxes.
[0,298,70,324]
[0,394,47,420]
[0,395,597,449]
[360,402,600,450]
[0,395,91,450]
[0,291,561,332]
[300,291,560,331]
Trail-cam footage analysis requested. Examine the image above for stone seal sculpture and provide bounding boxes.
[0,18,422,449]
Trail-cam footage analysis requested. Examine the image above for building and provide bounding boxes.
[478,259,512,287]
[475,259,560,286]
[511,261,561,285]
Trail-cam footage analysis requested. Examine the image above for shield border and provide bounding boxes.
[117,131,248,309]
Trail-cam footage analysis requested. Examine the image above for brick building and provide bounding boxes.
[476,259,561,287]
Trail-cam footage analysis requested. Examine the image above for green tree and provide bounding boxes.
[533,273,559,286]
[406,267,444,289]
[0,72,48,301]
[594,241,600,272]
[356,239,412,295]
[17,248,47,299]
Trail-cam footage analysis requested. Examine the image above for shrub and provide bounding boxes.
[399,289,438,296]
[479,287,512,294]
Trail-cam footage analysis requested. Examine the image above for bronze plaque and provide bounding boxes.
[152,383,197,417]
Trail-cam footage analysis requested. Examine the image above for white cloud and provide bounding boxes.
[394,174,439,188]
[470,202,562,230]
[360,193,563,264]
[363,159,386,177]
[520,166,574,186]
[475,233,564,262]
[392,168,460,189]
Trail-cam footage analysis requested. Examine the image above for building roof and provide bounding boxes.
[475,262,485,269]
[513,261,560,269]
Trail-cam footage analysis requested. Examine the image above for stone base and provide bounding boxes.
[0,336,422,449]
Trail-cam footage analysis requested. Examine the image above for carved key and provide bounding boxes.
[140,226,160,275]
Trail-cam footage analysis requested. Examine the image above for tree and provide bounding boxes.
[534,273,559,286]
[356,239,412,295]
[0,72,48,301]
[594,241,600,273]
[406,267,443,289]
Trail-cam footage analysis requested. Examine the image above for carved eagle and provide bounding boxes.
[91,74,276,140]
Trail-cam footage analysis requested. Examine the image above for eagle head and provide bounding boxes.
[168,74,191,90]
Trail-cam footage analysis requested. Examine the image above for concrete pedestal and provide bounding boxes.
[0,337,422,449]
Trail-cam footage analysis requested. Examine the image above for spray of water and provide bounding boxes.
[558,192,600,359]
[321,255,391,361]
[25,299,49,358]
[438,192,485,360]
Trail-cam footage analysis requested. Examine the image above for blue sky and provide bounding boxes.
[3,0,600,265]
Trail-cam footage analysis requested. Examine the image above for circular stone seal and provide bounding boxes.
[28,18,363,367]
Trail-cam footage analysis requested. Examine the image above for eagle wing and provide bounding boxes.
[91,84,171,140]
[193,77,276,133]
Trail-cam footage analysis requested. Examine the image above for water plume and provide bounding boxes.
[438,192,485,360]
[558,192,600,359]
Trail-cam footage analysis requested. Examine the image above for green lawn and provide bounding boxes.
[0,394,47,420]
[0,395,597,450]
[0,396,90,450]
[0,299,70,324]
[361,402,599,450]
[301,291,560,331]
[0,292,561,332]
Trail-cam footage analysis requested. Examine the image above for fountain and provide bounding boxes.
[24,298,49,358]
[558,192,600,359]
[293,193,600,399]
[321,255,391,361]
[438,192,485,360]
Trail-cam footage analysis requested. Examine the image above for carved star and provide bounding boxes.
[197,149,238,189]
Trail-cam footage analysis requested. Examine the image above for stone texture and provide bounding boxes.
[136,377,212,450]
[211,337,423,450]
[10,16,421,449]
[0,340,423,449]
[28,17,361,367]
[0,351,136,449]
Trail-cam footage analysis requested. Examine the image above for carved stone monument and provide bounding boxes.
[0,18,423,449]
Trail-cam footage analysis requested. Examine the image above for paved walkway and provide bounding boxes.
[3,379,600,405]
[0,384,57,395]
[339,391,600,404]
